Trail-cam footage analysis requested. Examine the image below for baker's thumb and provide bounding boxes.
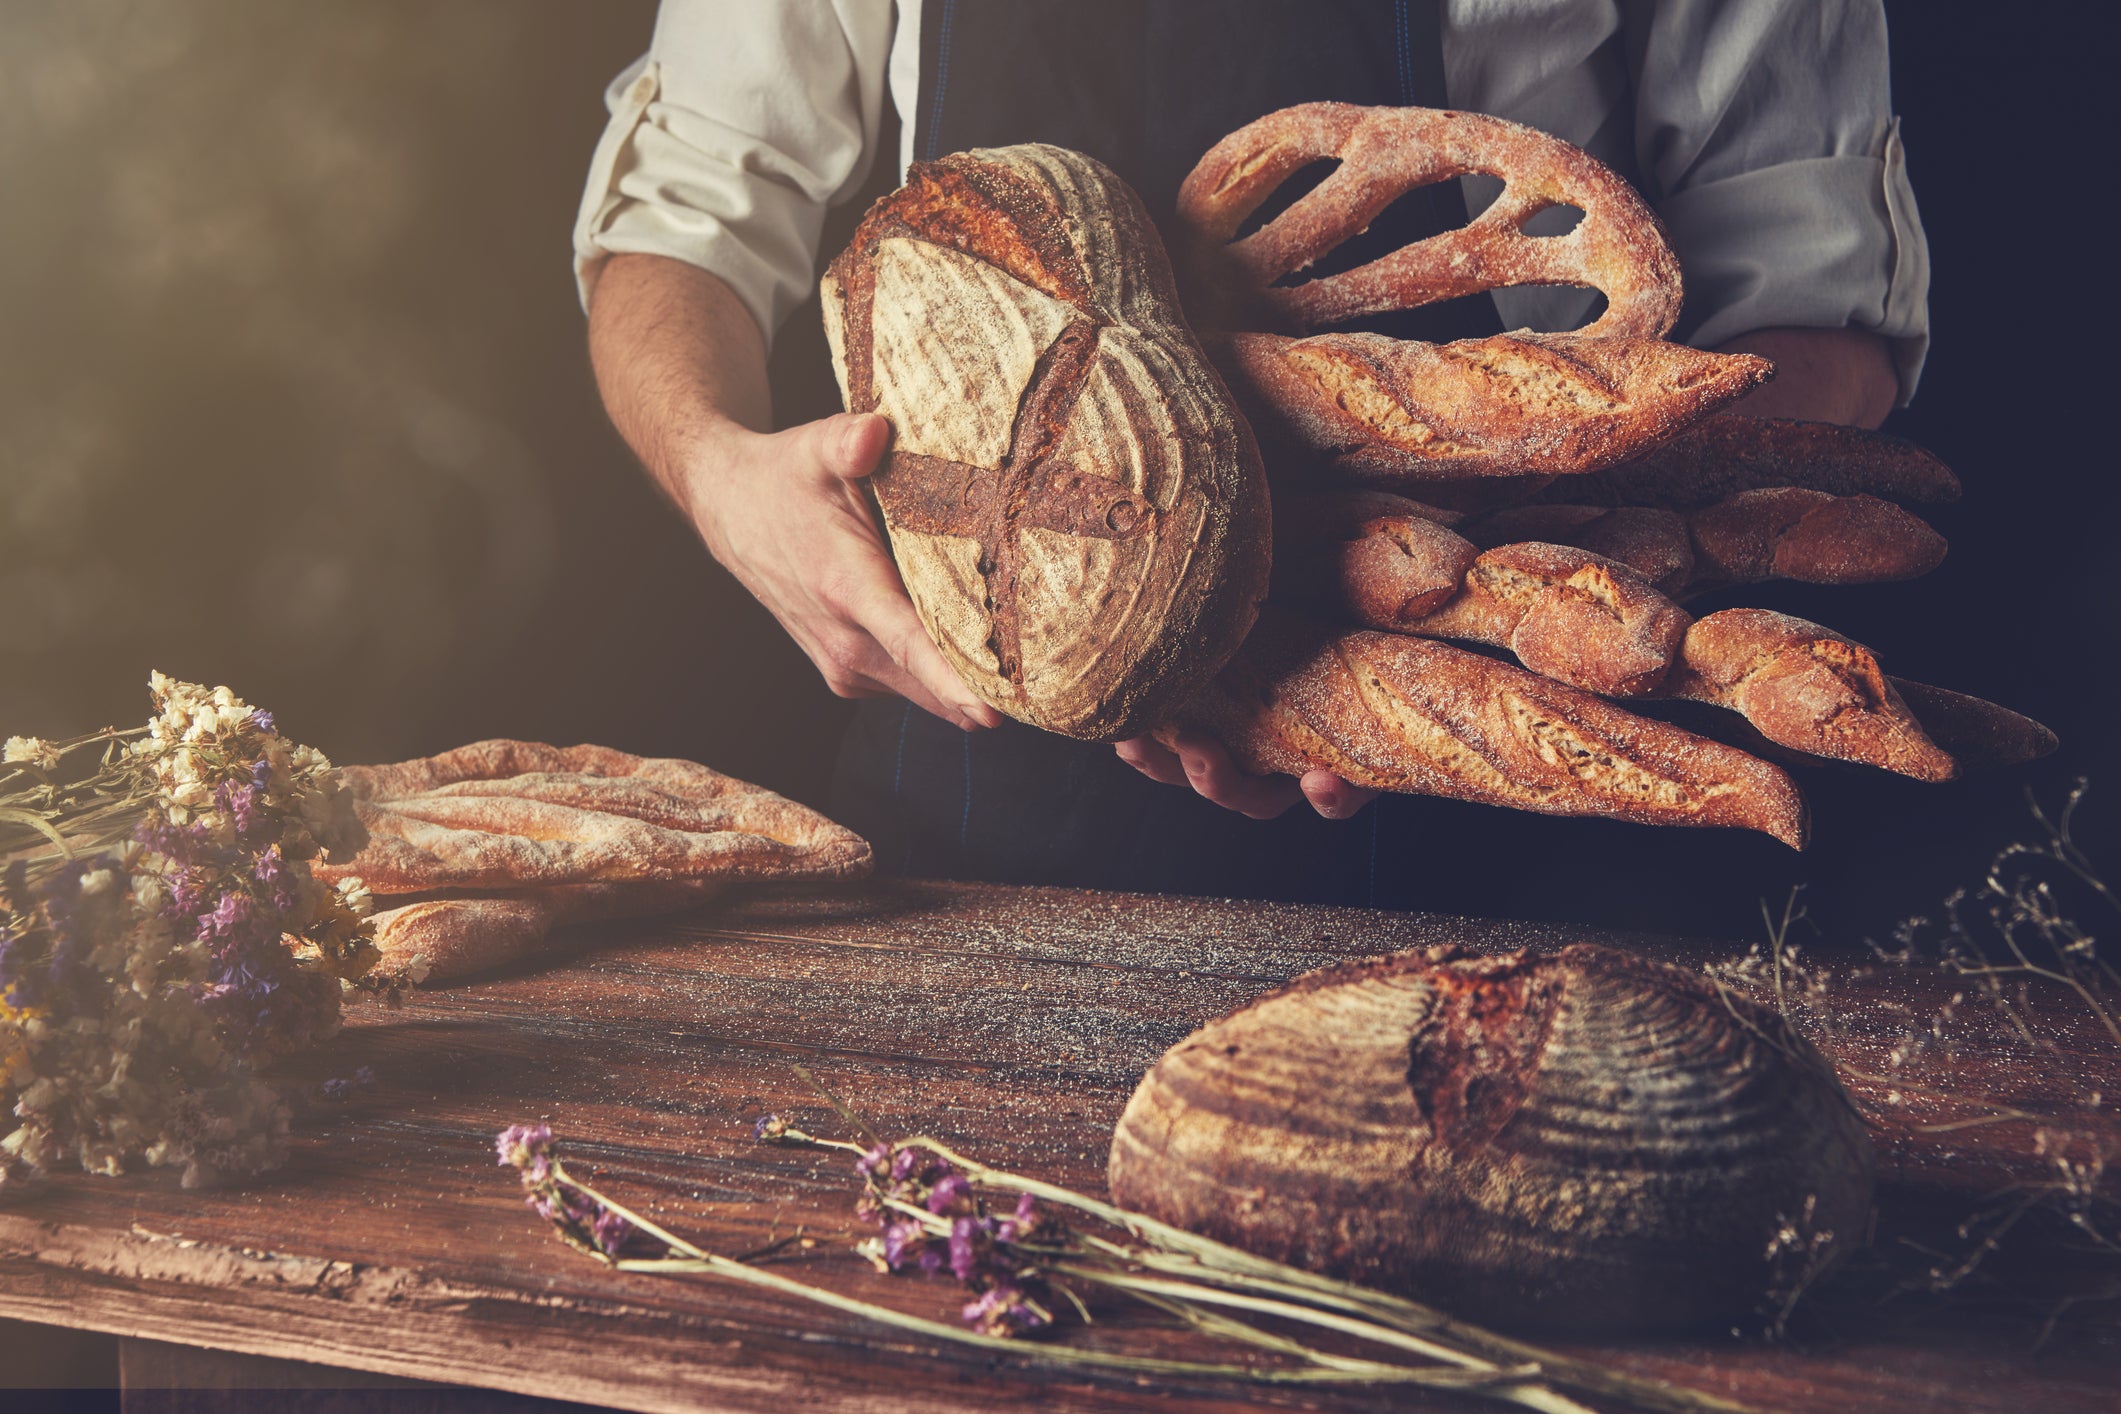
[810,411,892,480]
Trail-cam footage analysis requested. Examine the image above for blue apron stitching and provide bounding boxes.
[959,731,974,850]
[925,0,960,162]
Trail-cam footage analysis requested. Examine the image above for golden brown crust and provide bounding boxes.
[366,881,728,986]
[1551,415,1963,508]
[1888,679,2059,771]
[1405,543,1691,698]
[316,740,872,896]
[1469,490,1947,598]
[1665,611,1958,783]
[822,144,1271,742]
[1166,610,1808,847]
[1272,492,1477,628]
[1176,103,1683,338]
[1213,331,1770,481]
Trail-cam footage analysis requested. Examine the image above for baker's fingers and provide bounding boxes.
[833,563,1003,730]
[1113,736,1191,787]
[808,412,893,481]
[1168,729,1305,820]
[1300,770,1379,820]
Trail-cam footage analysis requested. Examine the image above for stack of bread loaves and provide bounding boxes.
[825,104,2052,848]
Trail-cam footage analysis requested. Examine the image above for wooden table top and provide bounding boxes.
[1,879,2116,1412]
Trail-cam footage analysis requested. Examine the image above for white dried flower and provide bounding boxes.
[3,736,62,772]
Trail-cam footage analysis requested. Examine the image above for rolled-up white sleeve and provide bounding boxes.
[572,0,895,349]
[1627,0,1930,399]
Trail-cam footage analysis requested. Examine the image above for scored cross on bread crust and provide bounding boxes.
[1177,102,1683,338]
[822,144,1271,742]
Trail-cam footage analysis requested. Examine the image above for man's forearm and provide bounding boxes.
[1714,326,1900,429]
[585,253,774,512]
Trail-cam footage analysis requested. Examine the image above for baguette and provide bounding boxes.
[1271,516,1965,779]
[1404,542,1690,698]
[1468,490,1947,597]
[1547,416,1963,508]
[1273,491,1477,629]
[1664,611,1958,783]
[1888,679,2059,770]
[1213,330,1770,481]
[1166,610,1808,847]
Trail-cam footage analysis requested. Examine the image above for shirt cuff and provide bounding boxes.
[571,60,828,351]
[1658,119,1931,404]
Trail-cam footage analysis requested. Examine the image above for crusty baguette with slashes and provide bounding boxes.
[1664,611,1958,783]
[1162,610,1809,848]
[1468,489,1947,598]
[1213,330,1770,481]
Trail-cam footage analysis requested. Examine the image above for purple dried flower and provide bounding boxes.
[247,710,276,735]
[881,1217,927,1271]
[496,1123,555,1183]
[962,1284,1050,1337]
[917,1245,945,1276]
[949,1215,981,1282]
[250,757,273,788]
[200,890,255,942]
[321,1077,354,1102]
[752,1113,789,1142]
[927,1172,971,1215]
[590,1206,634,1257]
[855,1143,891,1177]
[891,1147,922,1182]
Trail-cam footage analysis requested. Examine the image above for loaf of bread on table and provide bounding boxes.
[1164,609,1809,847]
[315,740,872,983]
[820,143,1270,741]
[1468,489,1947,597]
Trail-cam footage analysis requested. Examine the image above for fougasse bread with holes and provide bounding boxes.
[820,144,1271,742]
[315,740,872,895]
[1174,103,1772,480]
[313,740,872,983]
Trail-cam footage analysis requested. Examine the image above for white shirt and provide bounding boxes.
[574,1,1930,399]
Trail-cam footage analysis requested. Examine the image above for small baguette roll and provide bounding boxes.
[1888,679,2058,771]
[1407,543,1691,698]
[1274,492,1478,629]
[1666,610,1958,783]
[1686,488,1946,588]
[1167,610,1808,848]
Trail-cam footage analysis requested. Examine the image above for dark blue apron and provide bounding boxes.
[828,1,1809,928]
[829,0,1497,908]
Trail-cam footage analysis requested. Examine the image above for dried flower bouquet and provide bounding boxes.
[0,674,380,1189]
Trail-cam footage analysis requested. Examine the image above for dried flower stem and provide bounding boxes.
[549,1159,1575,1402]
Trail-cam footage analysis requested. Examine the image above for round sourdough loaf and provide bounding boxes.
[821,145,1272,742]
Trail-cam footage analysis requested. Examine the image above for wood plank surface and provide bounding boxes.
[0,879,2115,1413]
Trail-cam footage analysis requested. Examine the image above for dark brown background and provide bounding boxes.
[2,1,2115,943]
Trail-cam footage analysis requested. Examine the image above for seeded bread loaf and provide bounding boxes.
[821,144,1272,741]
